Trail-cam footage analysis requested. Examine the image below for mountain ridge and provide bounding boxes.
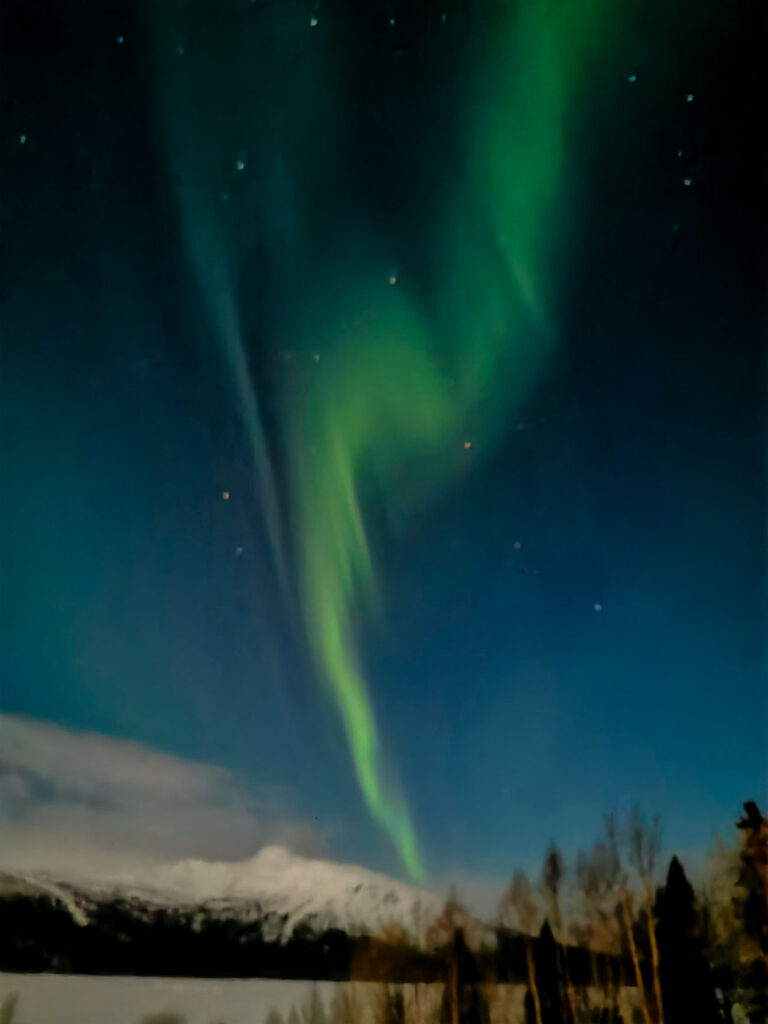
[0,846,443,942]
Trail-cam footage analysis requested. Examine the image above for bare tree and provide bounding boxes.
[412,897,430,950]
[427,892,468,1024]
[540,845,578,1023]
[541,847,564,933]
[606,812,652,1024]
[627,807,664,1024]
[500,870,543,1024]
[699,834,743,970]
[575,839,623,1018]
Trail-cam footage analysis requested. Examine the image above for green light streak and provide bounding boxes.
[289,0,603,878]
[150,0,608,880]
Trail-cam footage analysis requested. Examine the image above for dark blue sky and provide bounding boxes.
[1,0,765,886]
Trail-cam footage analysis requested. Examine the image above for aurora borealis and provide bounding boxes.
[151,0,612,878]
[1,0,765,886]
[285,0,608,878]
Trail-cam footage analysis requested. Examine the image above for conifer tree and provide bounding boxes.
[655,856,720,1024]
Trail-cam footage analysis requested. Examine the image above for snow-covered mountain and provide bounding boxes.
[0,846,443,942]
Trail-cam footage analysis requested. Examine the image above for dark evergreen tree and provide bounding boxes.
[736,803,768,955]
[654,856,720,1024]
[534,922,568,1024]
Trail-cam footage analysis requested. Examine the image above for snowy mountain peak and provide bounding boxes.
[1,847,443,942]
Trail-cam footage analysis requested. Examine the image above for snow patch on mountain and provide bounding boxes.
[0,846,443,941]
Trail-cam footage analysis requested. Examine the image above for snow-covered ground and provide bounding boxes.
[0,973,335,1024]
[0,975,453,1024]
[0,973,645,1024]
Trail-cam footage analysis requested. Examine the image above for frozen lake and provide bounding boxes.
[0,973,341,1024]
[0,972,641,1023]
[0,974,464,1024]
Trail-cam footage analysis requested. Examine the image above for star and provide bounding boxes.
[388,275,397,285]
[463,441,472,450]
[222,491,231,501]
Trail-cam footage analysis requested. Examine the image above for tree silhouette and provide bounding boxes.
[575,840,623,1018]
[428,895,489,1024]
[540,845,577,1024]
[734,802,768,1022]
[606,812,652,1024]
[627,807,664,1024]
[500,871,542,1024]
[655,856,720,1024]
[534,921,567,1024]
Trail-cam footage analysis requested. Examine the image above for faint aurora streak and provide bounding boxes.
[151,0,604,879]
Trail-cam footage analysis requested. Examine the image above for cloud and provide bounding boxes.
[0,714,328,875]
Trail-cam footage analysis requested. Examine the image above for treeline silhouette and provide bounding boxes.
[1,801,767,1022]
[0,895,437,982]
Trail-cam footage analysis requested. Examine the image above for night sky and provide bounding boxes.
[1,0,765,889]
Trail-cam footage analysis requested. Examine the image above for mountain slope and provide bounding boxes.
[0,846,442,941]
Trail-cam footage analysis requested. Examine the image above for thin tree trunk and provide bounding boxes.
[525,936,543,1024]
[552,936,577,1024]
[620,893,652,1024]
[565,977,578,1024]
[645,891,664,1024]
[587,948,599,1019]
[563,966,578,1024]
[449,951,459,1024]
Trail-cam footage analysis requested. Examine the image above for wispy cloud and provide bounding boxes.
[0,714,328,875]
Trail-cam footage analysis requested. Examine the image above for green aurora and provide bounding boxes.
[153,0,606,880]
